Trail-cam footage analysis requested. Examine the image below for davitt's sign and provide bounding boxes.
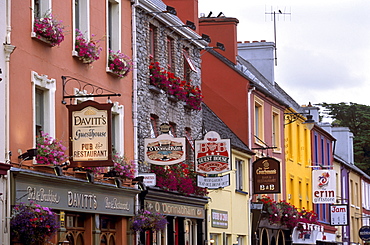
[252,157,281,194]
[194,131,231,174]
[67,100,113,167]
[312,170,336,204]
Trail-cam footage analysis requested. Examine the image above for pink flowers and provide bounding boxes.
[75,29,102,64]
[33,12,65,46]
[149,62,203,110]
[130,210,168,232]
[111,153,136,179]
[36,131,68,165]
[108,49,132,78]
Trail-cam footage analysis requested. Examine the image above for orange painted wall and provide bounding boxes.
[199,17,239,64]
[201,51,250,144]
[9,1,134,161]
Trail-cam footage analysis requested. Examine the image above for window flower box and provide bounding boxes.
[33,11,65,47]
[107,49,132,78]
[36,131,68,166]
[74,29,102,64]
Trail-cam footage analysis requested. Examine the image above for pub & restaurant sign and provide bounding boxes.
[67,100,113,167]
[252,157,281,194]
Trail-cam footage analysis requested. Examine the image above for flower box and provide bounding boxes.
[31,32,54,46]
[107,50,132,78]
[148,84,162,94]
[74,29,102,64]
[168,94,179,103]
[33,12,65,47]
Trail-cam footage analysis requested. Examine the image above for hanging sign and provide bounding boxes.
[252,157,281,194]
[67,100,113,167]
[197,174,230,189]
[144,134,186,165]
[330,204,348,226]
[194,131,231,174]
[359,226,370,241]
[312,170,336,204]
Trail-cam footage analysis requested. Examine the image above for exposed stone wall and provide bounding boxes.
[135,8,203,172]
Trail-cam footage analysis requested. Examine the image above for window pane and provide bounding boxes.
[35,88,44,134]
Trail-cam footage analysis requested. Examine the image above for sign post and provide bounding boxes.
[252,157,281,194]
[330,204,348,226]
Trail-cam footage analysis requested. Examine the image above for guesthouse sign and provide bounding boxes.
[194,131,231,174]
[252,157,281,194]
[67,100,113,167]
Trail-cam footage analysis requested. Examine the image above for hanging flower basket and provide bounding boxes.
[33,11,65,46]
[10,201,59,245]
[107,49,132,78]
[36,131,68,166]
[130,210,168,232]
[74,29,102,64]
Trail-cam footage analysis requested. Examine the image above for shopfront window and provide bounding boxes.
[65,213,86,245]
[100,215,117,245]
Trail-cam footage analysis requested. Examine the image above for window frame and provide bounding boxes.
[31,71,56,141]
[235,158,244,191]
[73,0,90,55]
[106,0,121,52]
[254,96,264,145]
[272,107,281,152]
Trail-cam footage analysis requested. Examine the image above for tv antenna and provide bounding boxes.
[265,6,291,66]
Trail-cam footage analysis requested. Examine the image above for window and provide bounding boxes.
[74,0,90,53]
[107,0,121,52]
[150,114,159,138]
[65,213,86,245]
[167,37,174,70]
[33,0,50,18]
[32,71,56,140]
[254,97,264,144]
[183,48,196,82]
[149,25,157,60]
[237,236,244,245]
[111,102,124,152]
[169,122,177,137]
[272,107,280,151]
[235,159,244,190]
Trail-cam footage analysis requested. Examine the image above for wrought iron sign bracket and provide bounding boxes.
[61,76,121,105]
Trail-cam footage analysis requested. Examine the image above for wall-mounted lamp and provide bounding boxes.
[133,176,147,191]
[18,149,37,161]
[204,42,225,52]
[182,34,211,43]
[167,20,196,31]
[284,112,315,130]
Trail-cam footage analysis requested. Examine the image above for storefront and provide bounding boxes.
[11,168,139,245]
[140,187,208,245]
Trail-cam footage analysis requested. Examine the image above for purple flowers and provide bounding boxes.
[75,29,102,64]
[36,131,68,165]
[33,12,65,46]
[10,201,59,244]
[108,49,132,78]
[130,210,168,232]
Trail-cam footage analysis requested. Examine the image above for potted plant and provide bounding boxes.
[130,210,168,232]
[74,29,102,64]
[33,11,65,46]
[10,201,59,244]
[104,152,136,180]
[108,49,132,78]
[36,131,68,166]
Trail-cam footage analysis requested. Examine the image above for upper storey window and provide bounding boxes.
[149,25,157,60]
[33,0,51,18]
[107,0,121,52]
[74,0,90,44]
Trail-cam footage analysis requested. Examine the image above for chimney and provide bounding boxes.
[162,0,199,31]
[238,41,275,84]
[199,16,239,64]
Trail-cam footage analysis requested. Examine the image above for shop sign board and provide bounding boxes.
[194,131,231,174]
[330,204,348,226]
[312,170,336,204]
[145,200,204,219]
[197,174,230,189]
[14,174,136,216]
[252,157,281,194]
[211,209,228,229]
[144,134,186,165]
[67,100,113,167]
[359,226,370,241]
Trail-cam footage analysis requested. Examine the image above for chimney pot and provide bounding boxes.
[252,41,258,43]
[244,41,250,43]
[261,40,266,42]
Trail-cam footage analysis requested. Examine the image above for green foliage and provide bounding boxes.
[319,102,370,174]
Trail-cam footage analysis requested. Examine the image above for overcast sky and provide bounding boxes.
[199,0,370,107]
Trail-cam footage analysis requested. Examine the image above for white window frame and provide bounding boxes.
[106,0,121,52]
[235,158,244,191]
[254,96,264,146]
[111,102,124,154]
[73,0,90,55]
[31,0,52,36]
[31,71,56,141]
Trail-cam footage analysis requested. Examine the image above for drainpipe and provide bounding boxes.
[247,85,255,245]
[3,0,15,244]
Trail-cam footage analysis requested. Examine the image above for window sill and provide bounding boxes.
[235,189,248,195]
[168,94,179,103]
[148,84,162,94]
[31,32,54,47]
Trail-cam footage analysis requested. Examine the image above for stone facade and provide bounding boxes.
[135,7,203,172]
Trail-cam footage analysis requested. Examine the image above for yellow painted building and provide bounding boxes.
[284,109,313,211]
[207,149,253,245]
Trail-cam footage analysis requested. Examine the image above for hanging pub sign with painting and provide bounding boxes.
[144,133,186,165]
[67,100,113,167]
[194,131,231,174]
